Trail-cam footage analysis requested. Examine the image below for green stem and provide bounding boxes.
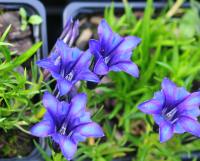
[166,0,184,18]
[15,124,31,135]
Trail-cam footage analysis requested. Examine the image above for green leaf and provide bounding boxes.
[28,15,43,25]
[0,42,12,62]
[108,103,122,119]
[0,41,42,71]
[140,0,153,68]
[0,24,11,42]
[19,8,28,31]
[21,20,28,31]
[0,118,6,122]
[156,61,174,73]
[0,42,13,46]
[11,41,42,67]
[19,8,27,19]
[33,140,52,161]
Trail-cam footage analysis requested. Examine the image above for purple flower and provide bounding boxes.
[37,40,99,96]
[89,19,141,77]
[60,17,79,47]
[31,92,104,160]
[138,78,200,142]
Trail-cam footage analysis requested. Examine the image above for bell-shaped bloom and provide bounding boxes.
[31,92,104,160]
[60,17,79,46]
[89,19,141,77]
[37,40,99,96]
[138,78,200,142]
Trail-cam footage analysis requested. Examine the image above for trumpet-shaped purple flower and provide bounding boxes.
[31,92,104,160]
[138,78,200,142]
[89,19,141,77]
[37,40,99,96]
[60,17,79,46]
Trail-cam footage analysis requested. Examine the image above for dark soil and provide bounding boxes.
[0,129,38,158]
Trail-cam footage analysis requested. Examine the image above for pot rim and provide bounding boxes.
[0,0,48,58]
[62,1,190,26]
[0,0,49,160]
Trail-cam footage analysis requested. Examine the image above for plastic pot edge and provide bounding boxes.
[62,1,190,26]
[0,138,50,161]
[0,0,48,57]
[0,0,49,160]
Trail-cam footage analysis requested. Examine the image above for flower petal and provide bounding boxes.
[161,78,176,96]
[43,92,69,126]
[138,99,163,114]
[94,57,109,75]
[110,52,134,65]
[179,116,200,137]
[37,58,59,73]
[56,101,70,125]
[98,19,112,39]
[50,52,59,60]
[109,61,139,78]
[30,119,55,137]
[57,135,77,161]
[175,87,190,101]
[98,19,112,48]
[79,112,92,123]
[57,78,73,96]
[153,114,165,125]
[89,39,101,57]
[173,121,185,134]
[75,69,100,83]
[98,20,123,56]
[75,122,104,138]
[106,33,123,55]
[181,108,200,119]
[178,92,200,118]
[43,92,58,115]
[74,50,92,69]
[112,36,141,56]
[69,112,92,131]
[161,78,189,105]
[70,93,87,116]
[153,91,165,104]
[55,40,72,64]
[159,121,173,143]
[71,20,79,42]
[71,132,86,143]
[71,47,82,61]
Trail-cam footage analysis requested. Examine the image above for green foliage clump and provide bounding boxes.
[66,1,200,161]
[0,25,44,132]
[19,7,43,31]
[3,1,200,161]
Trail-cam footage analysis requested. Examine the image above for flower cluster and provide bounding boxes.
[37,40,99,96]
[31,18,141,160]
[89,19,140,77]
[138,78,200,142]
[31,92,104,160]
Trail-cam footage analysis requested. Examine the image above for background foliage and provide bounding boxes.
[74,0,200,160]
[39,0,200,160]
[1,0,199,160]
[0,25,43,132]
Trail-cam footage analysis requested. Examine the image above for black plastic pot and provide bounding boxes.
[63,2,168,25]
[0,139,49,161]
[63,2,198,161]
[0,0,48,58]
[0,0,49,161]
